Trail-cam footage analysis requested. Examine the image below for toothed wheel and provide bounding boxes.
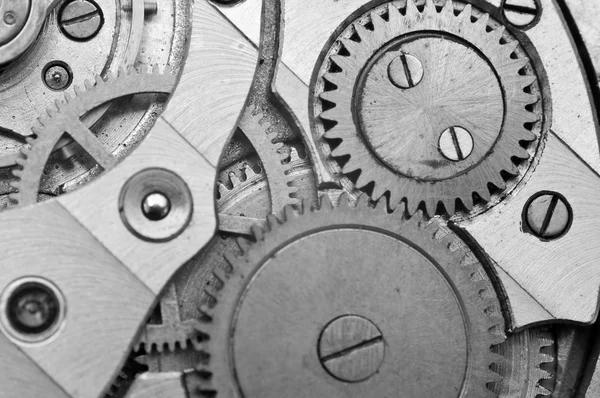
[312,0,544,215]
[195,195,507,397]
[11,66,178,207]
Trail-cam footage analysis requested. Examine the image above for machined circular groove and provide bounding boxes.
[119,168,193,243]
[313,0,542,215]
[0,277,66,346]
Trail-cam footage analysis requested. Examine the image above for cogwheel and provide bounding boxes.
[493,327,556,397]
[128,145,316,376]
[190,194,506,397]
[313,0,543,215]
[238,104,299,216]
[10,65,178,207]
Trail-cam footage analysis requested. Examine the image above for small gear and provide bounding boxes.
[192,195,506,397]
[238,104,299,215]
[493,327,556,397]
[10,66,178,207]
[313,0,543,215]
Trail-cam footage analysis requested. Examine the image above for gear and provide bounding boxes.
[128,144,316,376]
[313,0,543,215]
[192,195,506,397]
[10,66,178,207]
[238,104,299,215]
[493,327,556,397]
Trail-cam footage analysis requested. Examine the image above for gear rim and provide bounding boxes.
[195,194,506,397]
[312,0,543,215]
[10,66,179,207]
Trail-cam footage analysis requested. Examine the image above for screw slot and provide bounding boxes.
[439,126,474,161]
[318,315,385,383]
[523,191,572,240]
[502,0,542,29]
[59,0,104,41]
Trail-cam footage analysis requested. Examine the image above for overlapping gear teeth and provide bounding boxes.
[131,144,315,366]
[10,65,178,207]
[315,0,542,215]
[238,104,299,213]
[187,194,507,397]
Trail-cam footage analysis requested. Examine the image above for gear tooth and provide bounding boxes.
[405,198,421,215]
[330,54,353,73]
[502,39,520,57]
[490,25,506,43]
[319,90,340,104]
[405,0,420,17]
[242,163,257,178]
[228,171,242,187]
[11,169,22,178]
[440,0,455,18]
[283,205,297,222]
[318,194,333,211]
[353,23,371,42]
[370,183,387,201]
[461,195,474,211]
[443,199,455,216]
[519,75,538,89]
[370,11,386,31]
[217,183,228,196]
[477,187,492,203]
[211,266,229,286]
[266,214,280,230]
[459,3,473,21]
[236,237,252,254]
[337,192,351,208]
[340,37,363,57]
[356,193,370,208]
[250,224,264,241]
[323,72,344,87]
[387,3,402,25]
[422,0,437,17]
[474,13,490,29]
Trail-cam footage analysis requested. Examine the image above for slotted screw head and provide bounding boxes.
[503,0,540,27]
[439,126,474,161]
[388,53,424,89]
[318,315,385,383]
[524,192,572,240]
[59,0,103,41]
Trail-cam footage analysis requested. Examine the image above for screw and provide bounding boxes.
[59,0,103,41]
[503,0,540,27]
[318,315,385,383]
[3,11,16,25]
[7,282,60,335]
[524,192,572,240]
[388,53,424,89]
[142,192,171,221]
[43,62,72,91]
[439,126,474,161]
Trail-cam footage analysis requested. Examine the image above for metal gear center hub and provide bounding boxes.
[357,34,503,180]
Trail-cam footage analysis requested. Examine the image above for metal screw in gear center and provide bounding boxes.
[388,53,424,89]
[318,315,385,383]
[439,127,474,161]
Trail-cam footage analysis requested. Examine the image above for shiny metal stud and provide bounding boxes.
[119,168,193,242]
[318,315,385,383]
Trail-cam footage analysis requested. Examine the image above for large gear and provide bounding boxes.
[10,66,178,207]
[192,195,506,397]
[313,0,543,215]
